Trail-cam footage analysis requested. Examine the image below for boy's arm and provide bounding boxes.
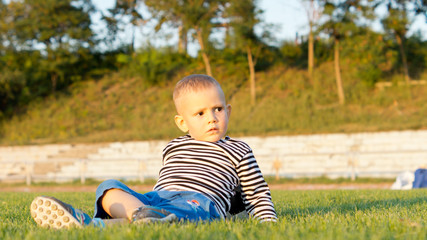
[229,185,246,215]
[237,150,277,222]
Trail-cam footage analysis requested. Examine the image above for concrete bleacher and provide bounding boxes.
[0,144,72,181]
[0,144,72,161]
[1,130,426,183]
[85,141,168,179]
[242,130,427,178]
[42,141,168,182]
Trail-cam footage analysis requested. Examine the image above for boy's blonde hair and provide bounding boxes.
[173,74,223,105]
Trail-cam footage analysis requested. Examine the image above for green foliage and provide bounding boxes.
[226,0,261,47]
[341,29,397,86]
[320,1,364,39]
[123,46,192,86]
[406,34,427,78]
[211,48,248,76]
[0,0,98,118]
[254,45,281,71]
[18,0,95,47]
[0,69,27,115]
[381,3,410,37]
[103,0,145,52]
[144,0,228,75]
[1,190,427,239]
[280,41,304,67]
[279,38,334,70]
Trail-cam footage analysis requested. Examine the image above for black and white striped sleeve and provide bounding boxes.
[236,149,277,222]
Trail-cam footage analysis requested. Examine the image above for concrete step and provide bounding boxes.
[49,143,108,159]
[0,144,72,161]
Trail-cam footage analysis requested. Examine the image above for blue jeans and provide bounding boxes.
[93,179,221,222]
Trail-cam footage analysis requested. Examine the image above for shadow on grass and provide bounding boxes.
[279,193,427,219]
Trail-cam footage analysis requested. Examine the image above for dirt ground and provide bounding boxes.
[0,183,393,192]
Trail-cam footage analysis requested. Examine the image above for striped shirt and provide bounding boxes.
[153,135,277,222]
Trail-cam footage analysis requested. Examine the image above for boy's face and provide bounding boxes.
[174,85,231,142]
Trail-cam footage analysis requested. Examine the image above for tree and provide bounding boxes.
[0,0,27,52]
[12,0,96,93]
[141,1,187,54]
[414,0,427,16]
[380,0,425,84]
[319,0,375,105]
[226,0,265,105]
[300,0,323,81]
[103,0,145,52]
[144,0,227,77]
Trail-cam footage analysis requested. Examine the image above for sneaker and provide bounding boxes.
[131,205,178,223]
[30,196,104,229]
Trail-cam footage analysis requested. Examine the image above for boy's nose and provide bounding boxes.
[208,111,218,123]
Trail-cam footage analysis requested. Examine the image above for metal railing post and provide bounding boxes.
[348,142,361,181]
[80,159,86,184]
[138,159,145,183]
[26,161,32,186]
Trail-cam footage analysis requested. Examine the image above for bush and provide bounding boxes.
[125,47,192,86]
[406,34,427,79]
[0,69,28,114]
[280,40,303,67]
[342,30,397,87]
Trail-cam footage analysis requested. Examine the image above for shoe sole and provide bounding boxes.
[30,196,83,229]
[134,213,178,224]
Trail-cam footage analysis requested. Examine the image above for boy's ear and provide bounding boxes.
[226,104,232,118]
[174,115,189,133]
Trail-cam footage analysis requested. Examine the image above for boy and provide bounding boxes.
[30,74,277,228]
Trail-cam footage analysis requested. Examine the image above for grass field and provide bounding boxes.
[1,189,426,240]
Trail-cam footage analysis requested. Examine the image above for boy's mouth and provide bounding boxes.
[207,127,219,133]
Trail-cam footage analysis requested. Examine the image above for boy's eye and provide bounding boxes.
[196,112,204,116]
[215,107,223,112]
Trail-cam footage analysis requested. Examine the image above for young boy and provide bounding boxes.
[30,74,277,228]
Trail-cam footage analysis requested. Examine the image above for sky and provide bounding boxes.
[91,0,427,54]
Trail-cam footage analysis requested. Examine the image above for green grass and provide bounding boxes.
[264,176,395,185]
[0,177,394,189]
[1,190,427,239]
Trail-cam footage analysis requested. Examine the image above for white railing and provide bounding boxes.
[264,149,427,179]
[0,158,154,185]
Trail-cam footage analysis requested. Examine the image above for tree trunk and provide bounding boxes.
[247,45,256,105]
[47,47,57,93]
[308,22,314,81]
[130,27,135,53]
[334,38,345,105]
[129,1,136,53]
[178,25,187,54]
[196,27,212,77]
[51,73,57,93]
[304,0,318,83]
[395,34,410,84]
